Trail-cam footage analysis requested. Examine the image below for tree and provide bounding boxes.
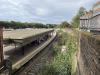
[71,7,86,28]
[71,15,80,28]
[46,24,57,28]
[0,21,49,28]
[58,21,70,28]
[78,7,86,16]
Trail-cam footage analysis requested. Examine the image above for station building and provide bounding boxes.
[80,1,100,33]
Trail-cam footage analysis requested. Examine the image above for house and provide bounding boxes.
[80,1,100,33]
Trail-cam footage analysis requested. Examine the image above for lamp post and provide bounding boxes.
[0,26,3,63]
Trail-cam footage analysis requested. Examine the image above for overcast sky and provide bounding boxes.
[0,0,99,24]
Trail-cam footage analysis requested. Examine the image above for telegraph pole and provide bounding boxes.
[0,25,3,63]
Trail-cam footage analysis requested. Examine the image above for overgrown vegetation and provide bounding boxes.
[39,30,77,75]
[57,21,71,28]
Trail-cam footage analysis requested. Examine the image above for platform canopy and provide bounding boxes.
[3,29,53,45]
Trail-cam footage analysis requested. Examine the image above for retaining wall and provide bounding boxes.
[77,32,100,75]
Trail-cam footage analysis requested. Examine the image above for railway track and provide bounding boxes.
[13,33,57,75]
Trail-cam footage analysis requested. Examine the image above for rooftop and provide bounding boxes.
[80,11,93,19]
[93,1,100,7]
[80,1,100,19]
[94,8,100,12]
[3,29,53,40]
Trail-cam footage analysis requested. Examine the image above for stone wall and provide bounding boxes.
[77,32,100,75]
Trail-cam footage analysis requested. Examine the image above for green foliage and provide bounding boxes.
[58,21,71,28]
[78,7,86,16]
[71,15,80,28]
[71,7,86,28]
[39,31,77,75]
[0,21,57,29]
[46,24,57,28]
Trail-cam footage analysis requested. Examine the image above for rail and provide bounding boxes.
[12,31,56,72]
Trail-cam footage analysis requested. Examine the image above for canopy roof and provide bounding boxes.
[3,29,53,40]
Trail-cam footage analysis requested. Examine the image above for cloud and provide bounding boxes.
[35,8,49,16]
[0,0,99,23]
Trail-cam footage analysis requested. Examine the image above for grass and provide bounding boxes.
[38,29,77,75]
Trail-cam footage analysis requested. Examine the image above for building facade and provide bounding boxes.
[80,1,100,33]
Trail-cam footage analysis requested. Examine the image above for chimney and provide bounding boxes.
[0,26,3,63]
